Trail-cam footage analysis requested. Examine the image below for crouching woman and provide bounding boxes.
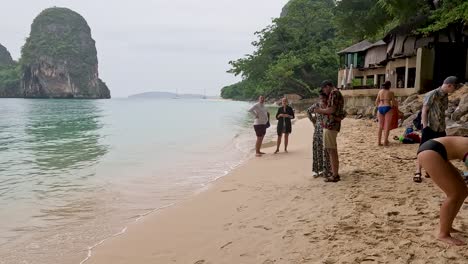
[417,136,468,245]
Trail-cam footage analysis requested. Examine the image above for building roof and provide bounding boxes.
[337,40,373,55]
[368,40,386,49]
[383,15,428,43]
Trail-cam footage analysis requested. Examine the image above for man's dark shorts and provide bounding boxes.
[254,124,267,137]
[420,126,446,145]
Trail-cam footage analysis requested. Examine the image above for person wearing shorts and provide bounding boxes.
[413,76,460,183]
[249,95,269,157]
[315,80,345,182]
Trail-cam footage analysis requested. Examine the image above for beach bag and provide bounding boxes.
[266,112,270,128]
[413,111,423,131]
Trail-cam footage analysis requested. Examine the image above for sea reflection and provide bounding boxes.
[0,100,110,244]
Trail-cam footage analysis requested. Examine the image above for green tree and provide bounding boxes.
[224,0,345,100]
[334,0,391,41]
[0,63,21,97]
[419,0,468,44]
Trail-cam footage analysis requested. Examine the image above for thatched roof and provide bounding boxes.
[383,15,429,43]
[338,40,373,55]
[368,40,386,49]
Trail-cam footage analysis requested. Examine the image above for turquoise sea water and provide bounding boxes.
[0,98,275,264]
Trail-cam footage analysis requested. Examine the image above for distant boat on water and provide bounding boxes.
[173,89,180,99]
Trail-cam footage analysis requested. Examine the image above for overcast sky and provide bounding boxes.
[1,0,289,97]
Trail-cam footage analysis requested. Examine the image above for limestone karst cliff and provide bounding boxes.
[19,7,110,98]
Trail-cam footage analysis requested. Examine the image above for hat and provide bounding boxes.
[443,76,462,88]
[320,80,333,88]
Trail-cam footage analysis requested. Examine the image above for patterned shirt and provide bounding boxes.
[323,89,345,132]
[424,87,448,132]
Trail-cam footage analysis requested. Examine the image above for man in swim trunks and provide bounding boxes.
[417,136,468,245]
[414,76,460,182]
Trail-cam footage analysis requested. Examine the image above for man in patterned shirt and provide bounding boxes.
[413,76,461,183]
[315,80,346,182]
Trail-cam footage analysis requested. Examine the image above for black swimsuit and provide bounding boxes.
[417,139,448,161]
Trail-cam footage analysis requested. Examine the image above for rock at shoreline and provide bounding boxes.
[447,124,468,136]
[451,93,468,121]
[20,7,110,99]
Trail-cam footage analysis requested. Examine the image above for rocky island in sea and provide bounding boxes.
[0,7,110,99]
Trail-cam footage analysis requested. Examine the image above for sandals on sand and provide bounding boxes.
[413,172,422,183]
[324,175,340,182]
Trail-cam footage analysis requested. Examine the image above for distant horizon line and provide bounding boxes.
[126,91,221,98]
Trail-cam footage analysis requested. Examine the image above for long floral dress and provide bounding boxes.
[307,103,331,176]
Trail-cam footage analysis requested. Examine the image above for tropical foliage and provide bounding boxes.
[223,0,346,100]
[0,63,21,97]
[222,0,468,100]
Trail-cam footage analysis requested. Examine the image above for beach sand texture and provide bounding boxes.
[87,118,468,264]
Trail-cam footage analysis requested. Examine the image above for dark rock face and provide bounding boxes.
[20,7,110,98]
[0,44,14,67]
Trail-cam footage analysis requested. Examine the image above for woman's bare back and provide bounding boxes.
[434,137,468,161]
[377,90,394,107]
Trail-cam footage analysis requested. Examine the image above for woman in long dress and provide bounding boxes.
[307,93,331,177]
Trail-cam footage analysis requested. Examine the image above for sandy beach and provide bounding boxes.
[87,118,468,264]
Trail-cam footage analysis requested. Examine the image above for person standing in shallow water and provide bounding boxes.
[375,81,395,146]
[274,98,295,154]
[248,95,269,157]
[307,92,331,177]
[417,136,468,246]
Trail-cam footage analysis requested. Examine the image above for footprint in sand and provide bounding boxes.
[194,260,206,264]
[254,225,272,231]
[236,205,247,212]
[292,195,303,201]
[282,229,297,240]
[387,211,400,216]
[221,189,237,193]
[220,241,233,249]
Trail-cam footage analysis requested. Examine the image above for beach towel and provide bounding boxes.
[405,132,421,143]
[390,105,399,130]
